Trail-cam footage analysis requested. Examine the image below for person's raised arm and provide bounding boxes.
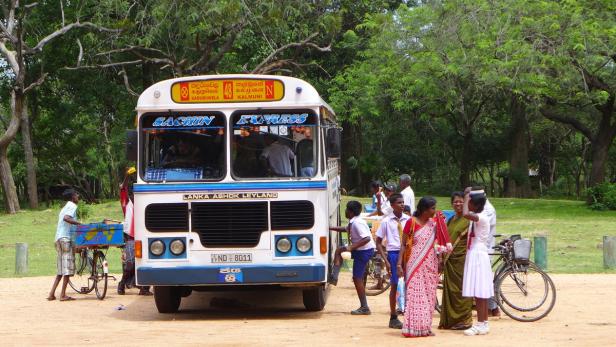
[329,226,347,232]
[462,188,479,222]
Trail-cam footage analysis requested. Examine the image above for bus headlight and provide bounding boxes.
[276,237,292,253]
[150,240,165,256]
[296,237,312,253]
[169,239,185,255]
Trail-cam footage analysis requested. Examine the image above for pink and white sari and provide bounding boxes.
[401,219,440,337]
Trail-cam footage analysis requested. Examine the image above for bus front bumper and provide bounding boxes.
[137,264,326,286]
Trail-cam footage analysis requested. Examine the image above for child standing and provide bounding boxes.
[330,200,376,315]
[375,193,408,328]
[462,188,494,335]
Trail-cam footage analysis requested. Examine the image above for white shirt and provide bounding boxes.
[55,201,77,241]
[401,186,415,214]
[261,141,295,176]
[482,199,497,247]
[380,198,393,216]
[348,216,375,251]
[375,213,410,251]
[469,213,491,250]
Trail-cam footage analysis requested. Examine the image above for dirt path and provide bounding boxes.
[1,273,614,346]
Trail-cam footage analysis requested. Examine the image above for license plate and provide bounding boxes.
[218,268,243,283]
[211,253,252,263]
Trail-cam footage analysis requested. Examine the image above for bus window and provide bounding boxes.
[231,110,318,179]
[140,112,226,181]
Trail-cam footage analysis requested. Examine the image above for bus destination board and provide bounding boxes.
[171,79,284,103]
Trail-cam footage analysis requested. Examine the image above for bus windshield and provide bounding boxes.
[141,112,226,181]
[231,110,318,179]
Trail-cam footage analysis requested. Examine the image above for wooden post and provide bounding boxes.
[604,236,616,269]
[15,242,28,275]
[534,236,547,270]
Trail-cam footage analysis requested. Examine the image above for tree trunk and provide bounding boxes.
[588,111,616,187]
[459,133,472,188]
[0,147,19,213]
[21,100,38,209]
[506,96,531,198]
[0,90,25,213]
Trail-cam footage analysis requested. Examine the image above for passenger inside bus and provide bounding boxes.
[162,138,203,168]
[233,127,266,177]
[260,134,296,177]
[296,127,314,177]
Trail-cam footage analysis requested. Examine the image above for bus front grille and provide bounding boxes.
[145,203,189,232]
[270,200,314,230]
[192,202,268,247]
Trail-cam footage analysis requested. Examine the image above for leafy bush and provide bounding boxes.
[587,183,616,210]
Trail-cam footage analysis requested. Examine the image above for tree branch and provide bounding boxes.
[62,60,142,70]
[540,105,594,141]
[118,68,139,97]
[27,22,121,54]
[251,32,331,74]
[0,41,19,73]
[571,58,610,92]
[24,73,48,93]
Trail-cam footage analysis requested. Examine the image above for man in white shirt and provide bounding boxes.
[399,174,415,214]
[375,193,408,329]
[47,189,81,302]
[482,195,498,316]
[260,135,295,177]
[330,201,376,315]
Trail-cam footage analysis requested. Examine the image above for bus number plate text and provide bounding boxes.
[211,253,252,263]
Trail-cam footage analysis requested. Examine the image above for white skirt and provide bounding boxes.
[462,244,494,298]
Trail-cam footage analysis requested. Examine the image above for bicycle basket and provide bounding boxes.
[513,239,531,264]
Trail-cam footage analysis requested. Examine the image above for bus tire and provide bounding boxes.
[303,284,328,311]
[154,286,181,313]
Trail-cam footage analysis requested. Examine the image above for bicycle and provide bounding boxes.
[69,247,113,300]
[364,252,391,296]
[490,234,556,322]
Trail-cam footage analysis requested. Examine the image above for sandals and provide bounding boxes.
[350,306,371,315]
[59,296,76,301]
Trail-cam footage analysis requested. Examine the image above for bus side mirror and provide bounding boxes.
[126,130,137,162]
[326,128,342,159]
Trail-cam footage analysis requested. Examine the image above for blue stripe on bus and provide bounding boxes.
[134,181,327,192]
[136,264,325,285]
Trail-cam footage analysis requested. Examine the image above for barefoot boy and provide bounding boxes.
[375,193,408,328]
[329,200,376,315]
[47,189,81,301]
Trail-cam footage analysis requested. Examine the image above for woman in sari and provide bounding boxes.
[397,196,452,337]
[438,191,473,330]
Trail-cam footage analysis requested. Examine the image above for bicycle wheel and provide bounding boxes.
[364,256,391,296]
[93,251,108,300]
[495,262,556,322]
[69,249,95,294]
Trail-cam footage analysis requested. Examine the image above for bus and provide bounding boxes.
[126,75,342,313]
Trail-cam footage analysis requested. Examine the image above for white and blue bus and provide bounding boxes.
[127,75,342,313]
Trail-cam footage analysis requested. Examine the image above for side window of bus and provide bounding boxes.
[231,111,318,179]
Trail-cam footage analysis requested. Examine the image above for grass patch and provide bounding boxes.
[1,197,615,277]
[340,196,616,274]
[0,201,124,277]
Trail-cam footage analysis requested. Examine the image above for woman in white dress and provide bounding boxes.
[461,188,494,336]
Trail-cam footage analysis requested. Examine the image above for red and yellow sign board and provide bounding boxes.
[171,79,284,103]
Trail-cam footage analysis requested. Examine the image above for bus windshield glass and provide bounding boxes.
[141,112,226,181]
[231,110,318,179]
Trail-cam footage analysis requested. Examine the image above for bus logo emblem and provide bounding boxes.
[265,80,274,99]
[180,82,190,101]
[223,81,233,99]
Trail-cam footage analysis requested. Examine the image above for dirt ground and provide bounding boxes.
[0,273,615,346]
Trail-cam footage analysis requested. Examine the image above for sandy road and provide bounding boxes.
[1,273,615,346]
